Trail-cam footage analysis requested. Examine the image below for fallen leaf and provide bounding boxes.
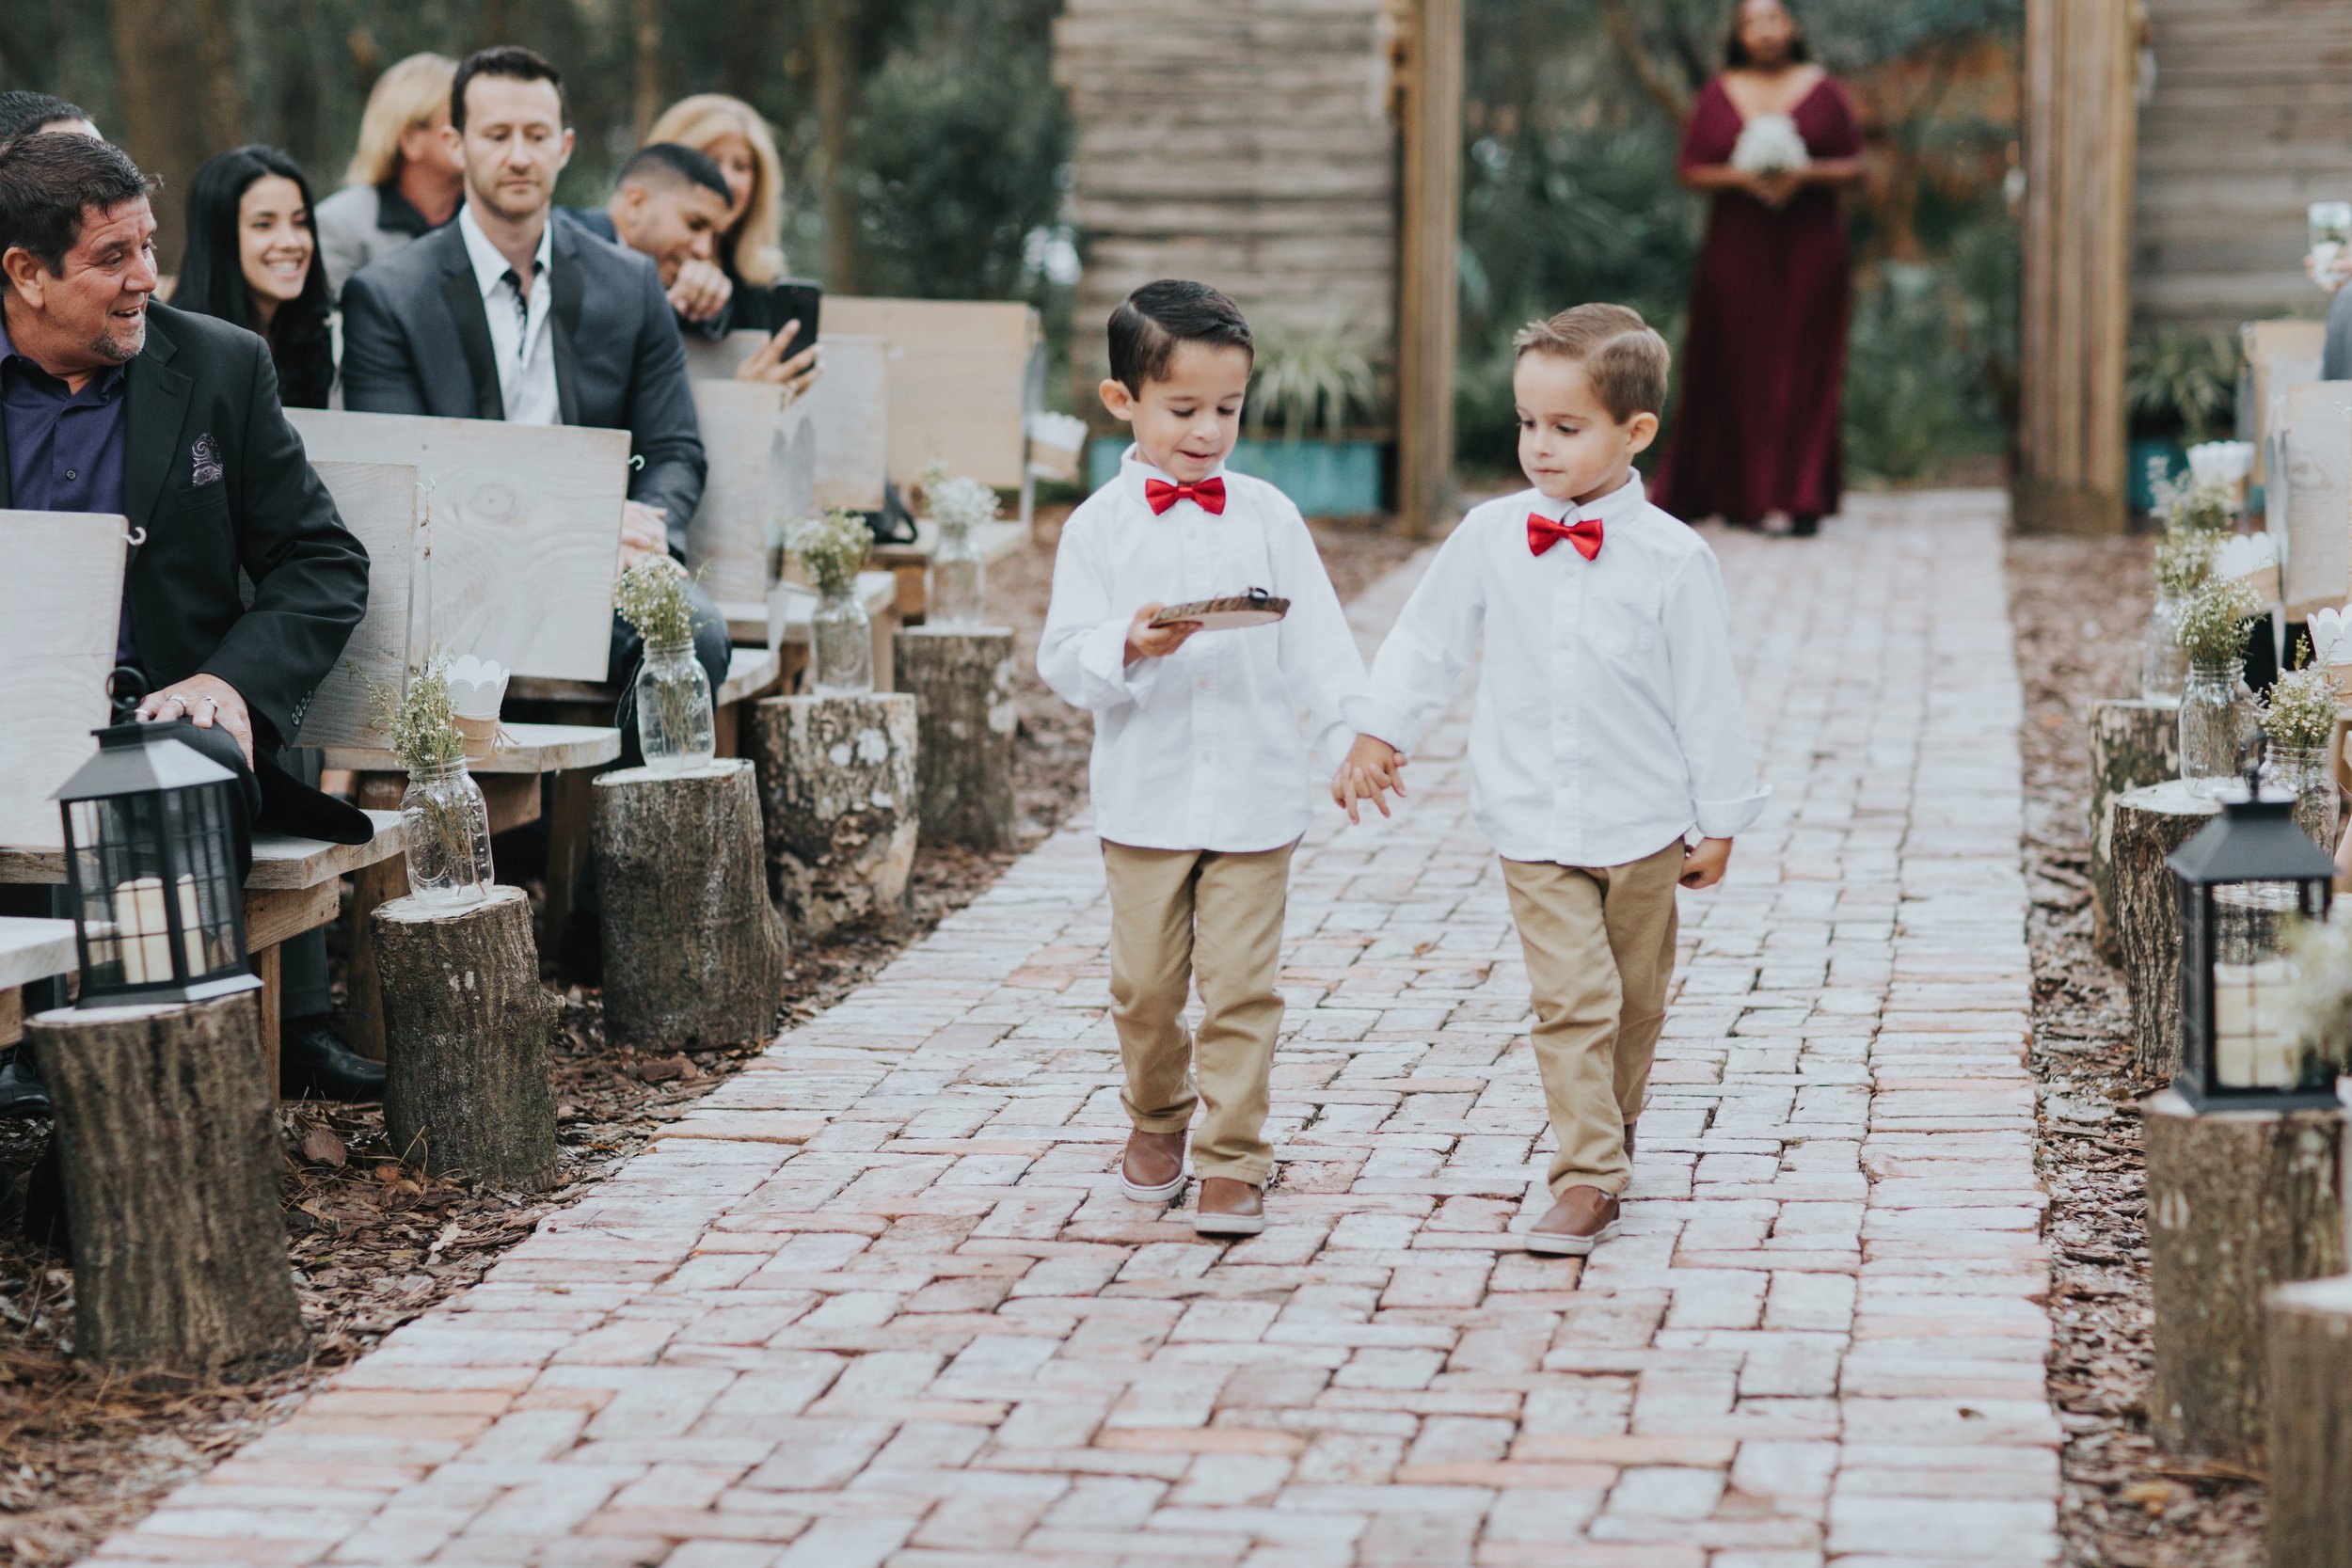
[299,1126,347,1168]
[634,1055,691,1084]
[372,1164,403,1185]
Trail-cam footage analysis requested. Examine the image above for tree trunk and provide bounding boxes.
[591,759,788,1050]
[25,990,305,1380]
[373,885,558,1193]
[748,693,918,939]
[812,0,863,291]
[2089,698,2180,960]
[2145,1089,2345,1466]
[894,626,1017,851]
[2268,1273,2352,1568]
[629,0,663,145]
[109,0,215,272]
[2113,781,2218,1076]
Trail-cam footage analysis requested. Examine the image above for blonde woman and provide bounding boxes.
[314,53,463,297]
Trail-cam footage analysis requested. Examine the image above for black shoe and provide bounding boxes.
[1789,514,1820,537]
[0,1051,50,1119]
[281,1015,386,1101]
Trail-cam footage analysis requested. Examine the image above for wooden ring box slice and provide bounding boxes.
[1150,588,1291,632]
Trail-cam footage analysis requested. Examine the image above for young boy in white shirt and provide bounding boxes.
[1338,303,1767,1255]
[1039,279,1366,1237]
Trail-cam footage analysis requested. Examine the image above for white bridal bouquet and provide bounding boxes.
[1730,114,1810,176]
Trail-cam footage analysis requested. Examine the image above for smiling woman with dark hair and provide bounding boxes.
[172,145,335,408]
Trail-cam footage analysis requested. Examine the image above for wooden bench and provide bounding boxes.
[0,916,74,1049]
[0,813,407,1085]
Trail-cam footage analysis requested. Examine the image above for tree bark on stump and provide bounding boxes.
[2114,781,2218,1076]
[747,694,918,939]
[2267,1273,2352,1568]
[591,760,788,1050]
[372,885,558,1192]
[2145,1089,2344,1466]
[2090,698,2180,960]
[893,626,1017,851]
[24,990,304,1380]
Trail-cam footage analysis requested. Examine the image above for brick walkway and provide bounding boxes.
[89,492,2058,1567]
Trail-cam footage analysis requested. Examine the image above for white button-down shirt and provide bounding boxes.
[1039,446,1367,853]
[456,204,558,426]
[1348,473,1767,867]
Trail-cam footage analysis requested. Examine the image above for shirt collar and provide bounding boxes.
[1529,469,1646,526]
[1120,442,1230,496]
[374,181,443,237]
[457,203,552,302]
[0,314,125,402]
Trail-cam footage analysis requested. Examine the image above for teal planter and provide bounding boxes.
[1088,437,1386,516]
[2130,438,2186,513]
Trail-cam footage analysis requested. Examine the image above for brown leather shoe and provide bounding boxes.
[1120,1129,1188,1203]
[1527,1186,1621,1257]
[1194,1177,1266,1237]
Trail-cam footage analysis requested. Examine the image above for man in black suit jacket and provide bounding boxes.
[0,132,382,1101]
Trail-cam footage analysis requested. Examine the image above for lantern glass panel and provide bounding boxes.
[60,769,249,1005]
[2209,881,2307,1089]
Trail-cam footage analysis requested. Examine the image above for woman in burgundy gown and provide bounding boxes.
[1656,1,1867,536]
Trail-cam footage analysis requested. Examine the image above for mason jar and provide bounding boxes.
[2264,741,2342,852]
[2141,594,2187,703]
[928,522,986,629]
[2178,659,2248,797]
[635,636,716,772]
[400,757,494,908]
[812,584,875,696]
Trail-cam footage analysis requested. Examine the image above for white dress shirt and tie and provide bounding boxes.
[454,204,558,427]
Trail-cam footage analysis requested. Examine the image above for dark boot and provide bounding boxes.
[281,1015,386,1101]
[0,1051,51,1119]
[1789,514,1821,537]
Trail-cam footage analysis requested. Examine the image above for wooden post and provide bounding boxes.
[2089,697,2181,959]
[894,626,1018,851]
[2112,780,2217,1077]
[2016,0,2139,534]
[25,990,305,1379]
[2145,1091,2344,1465]
[748,693,919,940]
[1394,0,1463,537]
[2267,1274,2352,1568]
[372,886,558,1192]
[591,760,789,1050]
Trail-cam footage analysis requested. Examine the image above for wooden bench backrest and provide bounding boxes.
[686,384,815,605]
[827,296,1042,490]
[2280,381,2352,621]
[2247,320,2330,485]
[687,331,892,514]
[288,410,628,682]
[0,512,124,850]
[285,461,420,749]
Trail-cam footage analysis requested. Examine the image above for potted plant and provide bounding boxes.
[2262,641,2343,850]
[922,469,1000,629]
[2175,576,2263,796]
[2145,529,2216,701]
[368,655,494,907]
[790,508,876,696]
[614,558,716,772]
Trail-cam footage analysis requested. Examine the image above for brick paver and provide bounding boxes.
[87,492,2058,1566]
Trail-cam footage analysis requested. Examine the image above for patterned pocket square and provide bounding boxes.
[190,433,222,487]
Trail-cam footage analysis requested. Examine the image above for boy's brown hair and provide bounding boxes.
[1512,304,1671,424]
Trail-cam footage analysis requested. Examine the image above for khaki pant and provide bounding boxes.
[1502,839,1685,1197]
[1101,838,1295,1184]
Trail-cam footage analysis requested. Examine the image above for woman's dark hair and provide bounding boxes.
[175,145,333,408]
[1724,0,1813,68]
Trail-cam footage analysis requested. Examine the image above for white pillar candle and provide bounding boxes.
[2213,958,2301,1087]
[112,876,168,985]
[173,873,204,973]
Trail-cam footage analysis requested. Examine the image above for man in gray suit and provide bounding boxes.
[339,45,727,764]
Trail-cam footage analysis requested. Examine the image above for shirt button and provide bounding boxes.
[64,469,75,481]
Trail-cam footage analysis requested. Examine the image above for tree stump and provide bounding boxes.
[748,694,919,940]
[2090,698,2180,960]
[2145,1089,2344,1465]
[24,990,304,1380]
[2267,1273,2352,1568]
[894,626,1018,851]
[2114,781,2219,1076]
[591,759,788,1050]
[372,885,559,1192]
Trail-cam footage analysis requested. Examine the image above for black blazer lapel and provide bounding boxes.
[438,262,503,421]
[549,227,584,427]
[124,321,192,534]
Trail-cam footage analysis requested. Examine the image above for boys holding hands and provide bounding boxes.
[1039,280,1366,1236]
[1341,304,1767,1255]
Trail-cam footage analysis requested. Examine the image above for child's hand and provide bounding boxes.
[1125,603,1200,665]
[1680,837,1733,890]
[1330,734,1408,824]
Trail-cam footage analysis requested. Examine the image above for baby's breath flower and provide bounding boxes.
[2263,639,2341,751]
[790,509,873,596]
[2154,530,2217,601]
[2174,577,2261,666]
[613,557,697,646]
[927,476,1001,537]
[365,653,465,773]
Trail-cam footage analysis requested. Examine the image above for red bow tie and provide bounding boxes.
[1528,513,1604,561]
[1146,476,1228,516]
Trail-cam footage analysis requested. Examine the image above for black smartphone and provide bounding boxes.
[766,280,821,350]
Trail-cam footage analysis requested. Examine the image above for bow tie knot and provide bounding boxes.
[1145,476,1228,516]
[1528,513,1605,561]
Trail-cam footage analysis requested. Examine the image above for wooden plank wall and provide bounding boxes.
[1052,0,1399,412]
[2133,0,2352,329]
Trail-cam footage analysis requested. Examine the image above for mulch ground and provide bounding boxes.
[2009,534,2266,1567]
[0,507,1421,1566]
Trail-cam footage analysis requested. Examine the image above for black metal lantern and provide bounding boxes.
[2169,761,2338,1109]
[52,720,258,1007]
